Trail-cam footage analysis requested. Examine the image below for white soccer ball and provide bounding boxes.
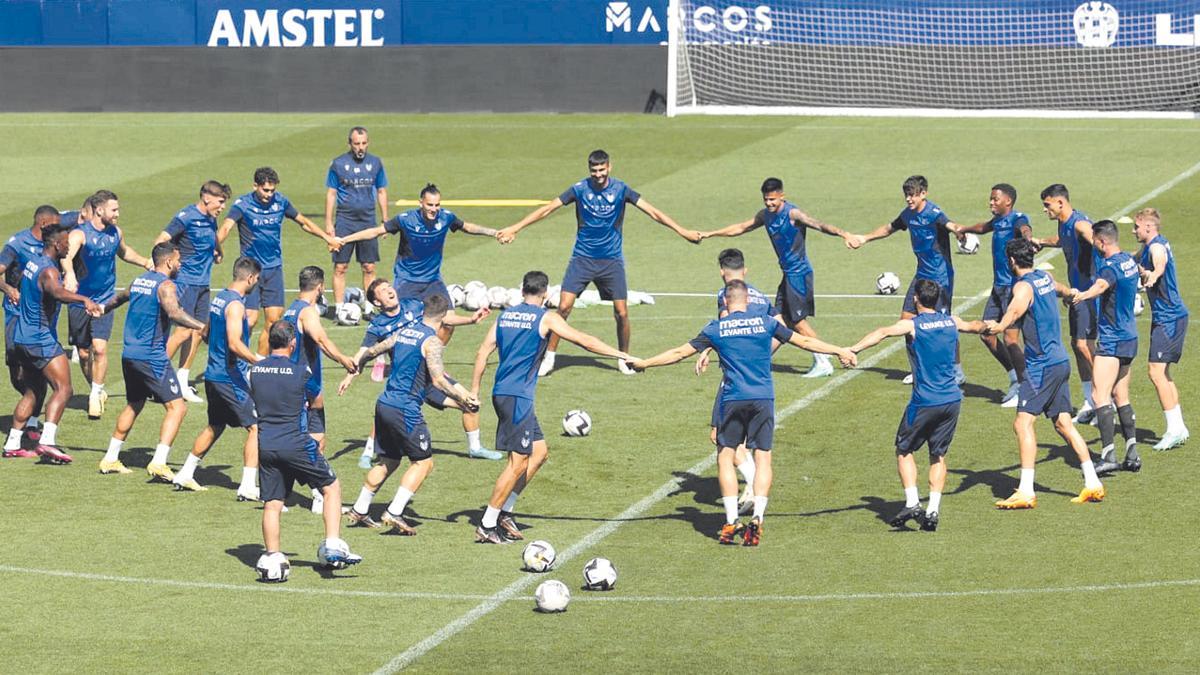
[534,579,571,613]
[255,552,290,583]
[505,287,523,308]
[463,286,489,311]
[486,286,509,309]
[545,285,562,309]
[464,280,487,295]
[317,537,352,569]
[582,557,617,591]
[562,409,592,437]
[522,540,557,573]
[344,286,365,305]
[447,283,466,308]
[1134,293,1145,316]
[335,302,363,326]
[957,232,981,254]
[875,272,901,295]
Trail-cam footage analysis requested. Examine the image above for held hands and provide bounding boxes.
[1066,289,1083,306]
[682,229,702,244]
[339,354,358,374]
[471,307,491,323]
[983,320,1003,335]
[844,233,867,249]
[836,349,857,368]
[327,236,345,253]
[461,393,481,413]
[84,299,103,317]
[496,227,518,245]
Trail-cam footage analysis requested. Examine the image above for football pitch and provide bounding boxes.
[1,113,1198,672]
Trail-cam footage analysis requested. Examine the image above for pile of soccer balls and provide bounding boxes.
[522,540,618,613]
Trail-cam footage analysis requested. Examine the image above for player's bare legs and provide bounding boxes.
[255,306,284,355]
[1148,361,1188,449]
[360,262,376,301]
[1072,337,1096,420]
[262,499,284,552]
[320,478,345,538]
[332,262,349,306]
[110,400,145,442]
[794,318,833,377]
[539,291,576,376]
[511,440,549,494]
[10,355,74,461]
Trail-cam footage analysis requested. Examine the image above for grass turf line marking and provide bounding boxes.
[2,564,1196,605]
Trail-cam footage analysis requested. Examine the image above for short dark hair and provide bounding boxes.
[522,270,549,296]
[232,256,262,280]
[253,167,280,186]
[423,292,449,318]
[723,279,749,305]
[151,242,176,266]
[1006,237,1037,269]
[33,205,60,224]
[914,279,942,310]
[718,248,745,271]
[1092,219,1119,245]
[298,265,324,291]
[420,183,440,200]
[348,126,368,140]
[367,278,391,305]
[992,183,1017,203]
[201,180,231,199]
[87,189,118,211]
[902,176,928,196]
[268,319,296,350]
[1040,183,1070,201]
[760,177,784,195]
[587,149,610,166]
[40,223,71,244]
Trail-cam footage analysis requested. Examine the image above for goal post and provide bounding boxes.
[667,0,1200,119]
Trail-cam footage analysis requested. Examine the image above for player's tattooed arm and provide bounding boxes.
[358,332,399,369]
[462,222,499,238]
[338,347,370,395]
[425,337,479,411]
[793,207,860,248]
[158,282,206,330]
[102,288,132,315]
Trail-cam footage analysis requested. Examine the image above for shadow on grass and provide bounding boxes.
[553,354,617,374]
[863,365,1003,404]
[226,544,352,580]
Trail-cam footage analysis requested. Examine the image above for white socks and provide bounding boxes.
[502,491,520,513]
[151,443,171,466]
[1018,468,1035,495]
[736,455,756,486]
[1165,405,1185,433]
[177,368,190,385]
[482,505,501,528]
[4,428,22,451]
[104,438,123,463]
[904,485,920,508]
[466,429,481,452]
[175,454,201,484]
[240,466,257,491]
[927,491,942,514]
[361,436,375,458]
[353,487,375,515]
[41,422,58,446]
[752,495,768,520]
[1081,461,1102,489]
[722,496,739,524]
[387,487,414,517]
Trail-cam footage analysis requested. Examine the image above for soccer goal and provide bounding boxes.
[666,0,1200,118]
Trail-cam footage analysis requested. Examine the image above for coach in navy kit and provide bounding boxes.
[326,127,388,315]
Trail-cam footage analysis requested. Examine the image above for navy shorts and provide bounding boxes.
[710,381,723,427]
[895,401,960,457]
[1095,335,1137,364]
[424,375,460,411]
[204,380,257,429]
[982,284,1022,326]
[715,399,774,451]
[1018,360,1074,419]
[333,220,381,265]
[176,282,211,323]
[245,265,285,311]
[561,256,627,301]
[67,305,115,346]
[1068,298,1098,341]
[902,277,953,315]
[11,342,65,372]
[775,272,815,325]
[394,279,450,304]
[122,358,181,404]
[259,439,335,503]
[304,404,326,435]
[493,394,543,455]
[1149,317,1188,364]
[375,401,432,461]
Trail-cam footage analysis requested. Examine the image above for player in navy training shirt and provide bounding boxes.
[1035,183,1100,423]
[947,183,1033,406]
[497,150,701,377]
[154,180,232,402]
[218,167,339,355]
[3,221,102,464]
[1132,207,1190,449]
[98,243,207,478]
[252,320,361,575]
[344,293,480,535]
[325,126,389,314]
[853,175,968,385]
[470,270,631,544]
[0,206,59,452]
[850,279,988,532]
[986,238,1105,508]
[700,177,861,379]
[62,190,152,419]
[631,279,855,546]
[1070,220,1142,475]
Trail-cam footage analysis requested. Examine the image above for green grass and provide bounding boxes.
[1,113,1198,673]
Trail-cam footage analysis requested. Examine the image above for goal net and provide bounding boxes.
[667,0,1200,118]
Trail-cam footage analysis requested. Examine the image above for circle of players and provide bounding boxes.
[0,132,1189,572]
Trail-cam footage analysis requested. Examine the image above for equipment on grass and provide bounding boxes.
[317,537,358,569]
[336,303,363,326]
[522,540,557,572]
[505,287,523,307]
[875,272,901,295]
[463,286,489,311]
[534,579,571,613]
[447,283,466,308]
[957,232,981,254]
[255,552,290,582]
[582,557,617,590]
[562,410,592,437]
[487,285,509,308]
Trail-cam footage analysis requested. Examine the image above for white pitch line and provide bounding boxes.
[2,563,1196,605]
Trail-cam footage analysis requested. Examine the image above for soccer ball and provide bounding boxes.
[1134,293,1145,316]
[545,285,562,309]
[447,283,466,308]
[335,302,363,326]
[957,232,981,254]
[875,272,901,295]
[582,557,617,591]
[255,552,290,583]
[462,286,488,311]
[464,280,487,295]
[562,409,592,437]
[534,579,571,613]
[522,540,557,573]
[344,286,365,305]
[317,537,353,569]
[487,286,509,309]
[505,287,523,307]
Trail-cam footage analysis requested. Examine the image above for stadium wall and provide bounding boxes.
[0,46,666,113]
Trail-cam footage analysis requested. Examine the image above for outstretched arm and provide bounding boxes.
[987,281,1033,334]
[630,343,698,371]
[952,315,988,334]
[785,331,857,367]
[41,267,99,314]
[300,306,357,372]
[461,221,499,238]
[634,197,700,243]
[102,288,131,314]
[700,216,760,240]
[543,312,631,360]
[497,198,564,244]
[794,207,861,249]
[443,306,490,327]
[854,221,898,247]
[850,319,913,354]
[336,224,388,245]
[1072,277,1109,304]
[337,346,370,395]
[158,281,206,330]
[948,220,994,237]
[293,212,340,249]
